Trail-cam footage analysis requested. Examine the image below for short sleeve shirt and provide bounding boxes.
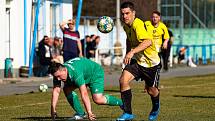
[144,21,170,52]
[63,57,103,87]
[62,28,80,54]
[123,18,160,67]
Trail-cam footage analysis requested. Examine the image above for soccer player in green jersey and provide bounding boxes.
[117,2,161,121]
[49,57,122,121]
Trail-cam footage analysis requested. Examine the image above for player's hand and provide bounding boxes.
[79,53,83,57]
[123,50,134,65]
[162,41,168,49]
[88,112,96,120]
[51,112,57,121]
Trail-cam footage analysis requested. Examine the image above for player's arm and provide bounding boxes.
[51,86,61,120]
[59,20,69,31]
[124,39,152,65]
[126,38,131,54]
[162,25,170,49]
[79,84,96,120]
[77,39,83,57]
[169,32,174,44]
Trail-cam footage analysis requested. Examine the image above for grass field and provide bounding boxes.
[0,74,215,121]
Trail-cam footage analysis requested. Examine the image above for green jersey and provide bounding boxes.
[63,57,104,87]
[53,58,104,93]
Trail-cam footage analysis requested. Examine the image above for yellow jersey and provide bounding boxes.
[123,18,160,67]
[144,21,169,52]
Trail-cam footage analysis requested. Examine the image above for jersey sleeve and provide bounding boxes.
[135,21,152,42]
[162,24,170,40]
[76,31,80,38]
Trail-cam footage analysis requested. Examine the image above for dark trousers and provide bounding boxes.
[63,51,78,62]
[161,46,171,70]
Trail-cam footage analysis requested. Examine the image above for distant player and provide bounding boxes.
[144,11,170,71]
[49,57,122,121]
[117,2,161,121]
[144,11,170,53]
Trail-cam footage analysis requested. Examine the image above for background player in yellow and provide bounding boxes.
[144,11,170,53]
[117,2,161,121]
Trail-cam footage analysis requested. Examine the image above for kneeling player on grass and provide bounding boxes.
[49,57,122,121]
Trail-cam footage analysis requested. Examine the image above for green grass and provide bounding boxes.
[0,74,215,121]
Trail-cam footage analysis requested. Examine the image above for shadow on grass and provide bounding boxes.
[13,116,113,121]
[13,117,68,121]
[173,95,215,98]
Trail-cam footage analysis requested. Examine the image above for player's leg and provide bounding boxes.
[162,49,169,71]
[119,70,135,113]
[144,66,160,121]
[89,69,122,106]
[63,85,86,119]
[92,93,123,106]
[117,61,140,121]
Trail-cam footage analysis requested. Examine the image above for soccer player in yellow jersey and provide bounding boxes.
[144,11,170,53]
[117,2,161,121]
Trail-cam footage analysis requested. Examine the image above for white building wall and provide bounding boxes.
[10,1,25,68]
[62,3,73,22]
[0,0,7,69]
[45,1,51,36]
[0,1,73,71]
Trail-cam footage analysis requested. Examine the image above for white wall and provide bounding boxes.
[10,1,25,68]
[0,1,73,70]
[0,0,7,68]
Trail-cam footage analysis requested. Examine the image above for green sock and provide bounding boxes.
[67,91,85,115]
[104,94,123,106]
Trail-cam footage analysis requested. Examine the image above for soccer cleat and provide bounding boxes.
[116,113,135,121]
[68,113,87,120]
[148,102,160,121]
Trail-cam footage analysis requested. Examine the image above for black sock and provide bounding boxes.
[151,93,160,111]
[121,89,132,114]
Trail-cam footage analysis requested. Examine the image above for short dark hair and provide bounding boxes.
[48,62,64,75]
[120,1,135,11]
[95,36,100,40]
[54,36,60,41]
[152,10,161,16]
[85,35,90,38]
[90,34,95,38]
[42,35,48,41]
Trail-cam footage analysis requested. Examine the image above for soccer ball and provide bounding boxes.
[97,16,114,33]
[39,84,48,92]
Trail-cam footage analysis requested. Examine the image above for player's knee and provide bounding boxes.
[93,97,105,105]
[147,87,159,96]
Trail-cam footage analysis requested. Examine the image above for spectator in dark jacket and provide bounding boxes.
[37,36,53,76]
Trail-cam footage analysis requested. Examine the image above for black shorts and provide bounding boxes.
[124,59,161,87]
